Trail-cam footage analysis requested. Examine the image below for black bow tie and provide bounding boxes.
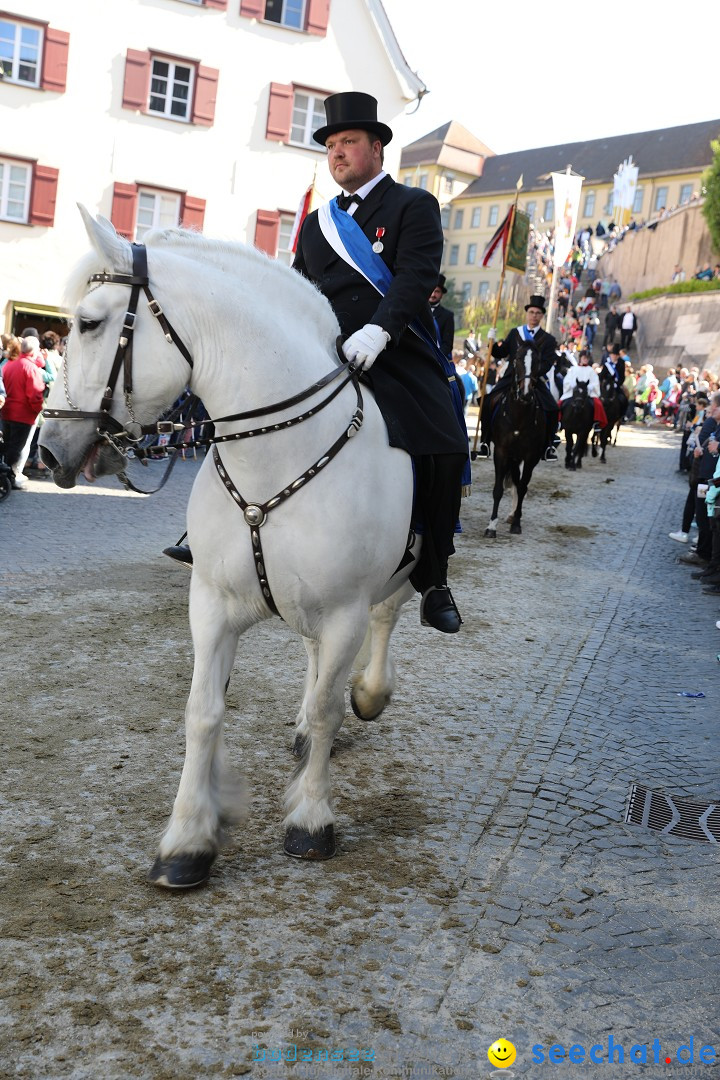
[337,192,363,211]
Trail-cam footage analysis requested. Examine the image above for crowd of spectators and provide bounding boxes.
[1,328,63,489]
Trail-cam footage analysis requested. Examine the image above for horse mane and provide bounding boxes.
[64,226,339,344]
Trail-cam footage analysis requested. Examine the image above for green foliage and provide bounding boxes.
[702,138,720,254]
[629,279,720,301]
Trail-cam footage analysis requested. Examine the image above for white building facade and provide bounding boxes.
[0,0,423,333]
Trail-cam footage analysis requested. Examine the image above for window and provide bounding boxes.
[543,198,554,222]
[290,90,326,148]
[148,58,193,120]
[277,213,296,264]
[526,200,536,222]
[0,157,31,221]
[123,51,218,126]
[449,245,459,266]
[461,283,472,304]
[633,185,643,213]
[240,0,329,36]
[583,191,595,217]
[479,282,489,300]
[418,174,428,190]
[0,18,40,85]
[488,205,499,227]
[442,174,455,195]
[265,0,306,30]
[0,18,69,91]
[440,205,451,228]
[679,183,692,205]
[454,209,464,230]
[466,243,477,264]
[403,174,414,187]
[111,182,205,239]
[654,186,668,212]
[471,207,481,228]
[0,156,58,225]
[136,189,181,240]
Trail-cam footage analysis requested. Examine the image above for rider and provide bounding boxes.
[598,344,628,415]
[558,350,608,429]
[167,92,469,635]
[477,294,560,462]
[429,274,455,361]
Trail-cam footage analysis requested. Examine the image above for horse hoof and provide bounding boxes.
[284,824,335,860]
[484,529,496,538]
[148,852,215,890]
[292,732,308,758]
[350,690,387,721]
[510,523,522,535]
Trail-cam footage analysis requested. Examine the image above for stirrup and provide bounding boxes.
[543,446,558,461]
[476,442,491,459]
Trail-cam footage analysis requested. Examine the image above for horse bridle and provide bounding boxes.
[45,242,364,617]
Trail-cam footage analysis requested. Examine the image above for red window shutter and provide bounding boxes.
[305,0,330,36]
[239,0,264,17]
[204,0,228,7]
[111,183,138,240]
[41,28,70,93]
[254,210,280,256]
[28,165,59,227]
[192,66,219,127]
[266,82,293,142]
[181,195,206,231]
[122,49,151,111]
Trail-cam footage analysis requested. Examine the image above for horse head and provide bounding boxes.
[40,207,196,488]
[510,340,541,401]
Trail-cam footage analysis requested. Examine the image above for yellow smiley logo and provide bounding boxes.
[488,1039,517,1068]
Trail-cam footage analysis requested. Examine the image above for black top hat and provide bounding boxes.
[437,273,448,294]
[313,92,393,147]
[524,294,547,313]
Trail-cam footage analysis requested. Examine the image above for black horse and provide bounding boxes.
[484,341,547,537]
[561,383,594,471]
[591,373,625,463]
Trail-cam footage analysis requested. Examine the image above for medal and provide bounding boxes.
[372,227,385,253]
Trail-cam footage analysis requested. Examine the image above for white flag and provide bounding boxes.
[551,169,584,268]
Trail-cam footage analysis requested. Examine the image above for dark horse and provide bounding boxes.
[484,341,547,537]
[561,383,594,471]
[591,372,625,463]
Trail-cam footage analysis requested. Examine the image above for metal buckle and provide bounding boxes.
[147,299,163,317]
[156,420,178,435]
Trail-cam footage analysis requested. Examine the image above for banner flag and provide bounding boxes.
[613,157,639,226]
[289,183,314,253]
[506,209,530,274]
[481,208,512,267]
[551,168,584,268]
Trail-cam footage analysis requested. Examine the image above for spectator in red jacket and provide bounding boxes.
[0,336,46,489]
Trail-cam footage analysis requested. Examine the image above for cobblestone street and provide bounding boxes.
[2,424,719,1079]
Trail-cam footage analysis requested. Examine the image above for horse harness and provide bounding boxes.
[44,242,364,618]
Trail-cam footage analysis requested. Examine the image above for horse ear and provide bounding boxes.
[77,203,131,269]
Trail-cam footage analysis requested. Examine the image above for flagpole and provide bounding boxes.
[471,179,522,459]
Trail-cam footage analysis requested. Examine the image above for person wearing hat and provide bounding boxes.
[429,274,454,361]
[292,91,468,634]
[476,294,560,461]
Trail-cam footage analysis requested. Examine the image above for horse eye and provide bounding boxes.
[79,318,101,334]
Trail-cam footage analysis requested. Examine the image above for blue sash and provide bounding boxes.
[329,200,471,491]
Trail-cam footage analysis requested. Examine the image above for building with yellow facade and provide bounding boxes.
[399,117,719,307]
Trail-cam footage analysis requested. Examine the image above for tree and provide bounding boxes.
[701,137,720,254]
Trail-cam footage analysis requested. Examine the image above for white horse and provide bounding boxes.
[40,210,420,889]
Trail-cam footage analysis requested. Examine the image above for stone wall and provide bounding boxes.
[633,291,720,378]
[598,203,714,292]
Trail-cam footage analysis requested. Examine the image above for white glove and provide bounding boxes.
[486,327,497,340]
[342,324,390,371]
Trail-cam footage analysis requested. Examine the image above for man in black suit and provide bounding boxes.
[429,274,455,360]
[476,294,560,460]
[292,92,468,633]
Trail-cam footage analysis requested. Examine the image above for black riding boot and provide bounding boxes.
[164,534,193,567]
[410,454,465,633]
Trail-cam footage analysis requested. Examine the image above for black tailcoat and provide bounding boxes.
[491,326,559,411]
[292,176,467,457]
[431,303,455,359]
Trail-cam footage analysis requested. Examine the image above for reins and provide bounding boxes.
[45,243,364,613]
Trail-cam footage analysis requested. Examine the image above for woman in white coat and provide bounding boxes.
[559,350,608,428]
